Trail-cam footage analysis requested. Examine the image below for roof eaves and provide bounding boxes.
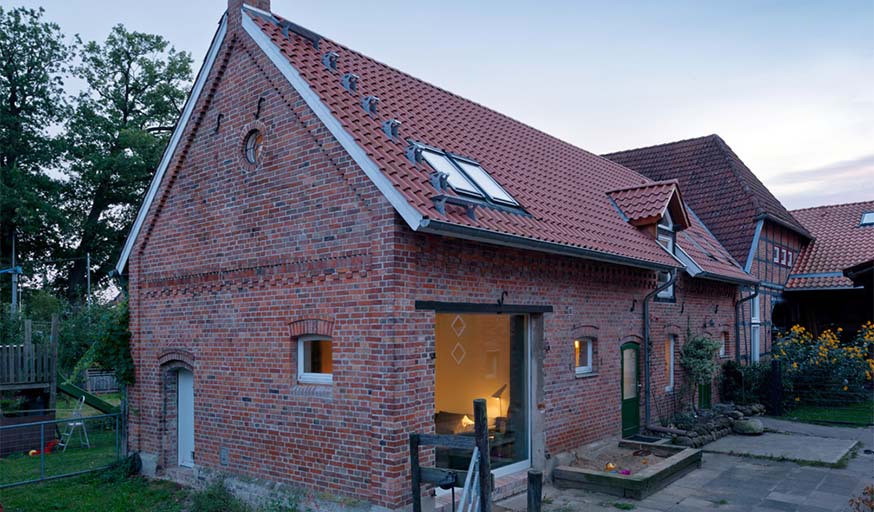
[420,219,680,272]
[756,212,814,241]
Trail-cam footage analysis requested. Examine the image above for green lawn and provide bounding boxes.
[1,428,118,486]
[0,475,188,512]
[786,399,874,426]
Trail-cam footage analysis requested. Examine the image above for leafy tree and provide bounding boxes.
[0,6,72,294]
[60,25,192,300]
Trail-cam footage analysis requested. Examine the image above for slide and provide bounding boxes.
[57,373,119,414]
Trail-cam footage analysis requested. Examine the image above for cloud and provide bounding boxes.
[770,154,874,209]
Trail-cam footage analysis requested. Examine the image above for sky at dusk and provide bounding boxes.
[20,0,874,210]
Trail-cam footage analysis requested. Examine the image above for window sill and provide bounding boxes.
[574,370,598,379]
[665,386,674,393]
[290,384,333,400]
[298,374,333,386]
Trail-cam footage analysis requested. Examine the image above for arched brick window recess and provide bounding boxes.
[288,318,335,338]
[663,324,683,338]
[158,350,195,472]
[571,324,599,340]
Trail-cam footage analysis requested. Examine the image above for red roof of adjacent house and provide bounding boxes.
[787,200,874,290]
[607,180,690,228]
[604,135,811,264]
[240,8,754,283]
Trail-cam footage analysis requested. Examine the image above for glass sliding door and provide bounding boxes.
[434,313,529,473]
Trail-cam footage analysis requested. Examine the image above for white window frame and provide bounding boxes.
[656,212,675,300]
[720,332,727,358]
[781,248,787,265]
[861,212,874,226]
[787,251,793,267]
[297,334,333,385]
[665,335,676,392]
[750,295,761,362]
[773,246,780,263]
[574,338,594,375]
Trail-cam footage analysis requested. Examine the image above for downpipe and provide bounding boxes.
[642,269,678,430]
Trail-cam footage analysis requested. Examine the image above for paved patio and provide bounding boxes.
[497,419,874,512]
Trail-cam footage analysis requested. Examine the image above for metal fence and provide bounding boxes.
[0,412,123,488]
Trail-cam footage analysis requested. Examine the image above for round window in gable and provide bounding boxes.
[243,129,264,164]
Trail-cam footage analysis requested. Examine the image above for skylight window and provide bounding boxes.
[453,158,519,206]
[861,212,874,226]
[421,149,482,198]
[419,146,520,207]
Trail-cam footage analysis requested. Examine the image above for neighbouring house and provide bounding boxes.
[115,1,756,508]
[778,200,874,336]
[605,135,814,362]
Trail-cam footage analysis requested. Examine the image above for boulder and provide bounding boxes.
[726,410,743,420]
[674,436,694,447]
[732,418,764,435]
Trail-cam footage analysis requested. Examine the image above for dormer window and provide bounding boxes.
[656,211,676,301]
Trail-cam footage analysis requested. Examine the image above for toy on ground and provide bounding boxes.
[27,439,61,456]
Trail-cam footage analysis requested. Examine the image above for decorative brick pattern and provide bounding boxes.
[287,318,334,338]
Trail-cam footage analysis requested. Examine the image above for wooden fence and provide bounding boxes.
[0,317,58,392]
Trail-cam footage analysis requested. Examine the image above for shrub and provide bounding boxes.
[773,323,873,407]
[719,360,774,405]
[189,481,252,512]
[679,334,722,409]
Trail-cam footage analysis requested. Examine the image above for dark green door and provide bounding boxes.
[620,343,640,438]
[698,382,712,409]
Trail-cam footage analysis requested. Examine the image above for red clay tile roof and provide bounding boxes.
[604,135,811,264]
[244,8,753,283]
[787,200,874,290]
[607,180,690,228]
[678,210,753,283]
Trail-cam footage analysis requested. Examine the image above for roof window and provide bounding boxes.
[861,212,874,226]
[419,146,519,207]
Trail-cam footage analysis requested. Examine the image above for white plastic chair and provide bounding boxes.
[59,396,91,452]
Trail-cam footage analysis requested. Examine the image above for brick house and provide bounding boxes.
[115,1,755,509]
[605,135,814,362]
[780,200,874,336]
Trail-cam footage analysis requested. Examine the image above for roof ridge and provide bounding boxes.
[791,198,874,213]
[606,179,679,194]
[709,135,765,215]
[602,134,719,157]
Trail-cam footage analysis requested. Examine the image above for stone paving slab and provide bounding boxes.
[703,432,857,465]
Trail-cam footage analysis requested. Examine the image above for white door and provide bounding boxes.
[177,369,195,467]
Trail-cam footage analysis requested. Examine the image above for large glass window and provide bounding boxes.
[434,313,528,473]
[298,335,333,384]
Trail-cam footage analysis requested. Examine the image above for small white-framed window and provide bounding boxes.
[297,335,333,384]
[574,338,594,375]
[773,247,780,263]
[720,332,728,358]
[656,270,674,300]
[750,295,761,362]
[787,252,793,267]
[781,248,787,265]
[665,335,676,391]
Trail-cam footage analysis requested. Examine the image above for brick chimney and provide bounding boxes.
[228,0,271,28]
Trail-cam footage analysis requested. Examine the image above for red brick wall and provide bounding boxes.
[126,19,743,511]
[389,228,739,463]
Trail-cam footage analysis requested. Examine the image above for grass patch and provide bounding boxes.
[0,427,118,486]
[0,474,187,512]
[785,399,874,426]
[600,502,636,510]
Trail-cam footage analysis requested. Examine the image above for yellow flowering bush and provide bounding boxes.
[773,322,874,407]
